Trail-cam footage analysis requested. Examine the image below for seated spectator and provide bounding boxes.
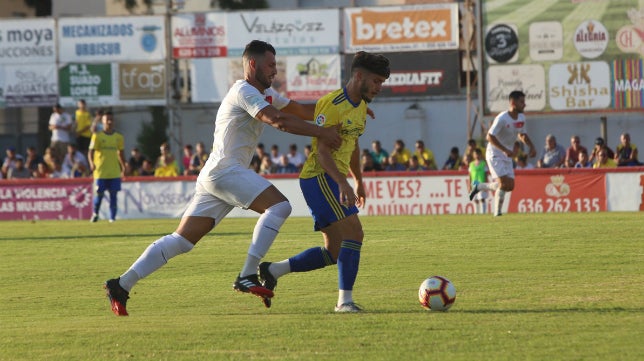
[24,146,43,173]
[537,134,566,168]
[361,149,377,172]
[139,159,155,176]
[33,162,51,178]
[615,132,642,166]
[42,147,56,172]
[62,143,89,178]
[370,140,389,170]
[589,137,614,165]
[593,149,617,168]
[442,146,462,170]
[565,135,588,168]
[155,142,179,177]
[392,139,411,168]
[462,138,483,169]
[286,143,306,171]
[304,144,312,159]
[269,144,282,166]
[259,154,276,175]
[408,155,428,171]
[127,147,145,176]
[574,149,592,168]
[49,159,65,178]
[385,154,407,171]
[182,144,194,175]
[515,154,534,169]
[276,154,298,174]
[2,146,23,178]
[189,141,209,175]
[414,140,437,170]
[250,143,265,173]
[7,158,31,179]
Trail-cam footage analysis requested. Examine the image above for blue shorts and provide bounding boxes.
[94,178,122,193]
[299,173,359,231]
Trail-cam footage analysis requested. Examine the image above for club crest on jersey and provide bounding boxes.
[513,121,525,128]
[315,114,326,126]
[265,96,272,104]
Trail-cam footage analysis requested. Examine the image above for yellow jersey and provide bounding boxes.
[89,131,124,179]
[300,88,366,179]
[75,109,92,138]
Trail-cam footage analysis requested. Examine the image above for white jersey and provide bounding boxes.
[486,110,527,159]
[198,80,289,181]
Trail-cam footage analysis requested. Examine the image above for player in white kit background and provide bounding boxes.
[469,90,536,216]
[103,40,342,316]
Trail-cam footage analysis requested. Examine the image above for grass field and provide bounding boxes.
[1,213,642,361]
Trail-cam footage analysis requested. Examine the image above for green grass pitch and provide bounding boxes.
[0,213,642,361]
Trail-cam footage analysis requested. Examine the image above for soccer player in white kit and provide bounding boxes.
[103,40,342,316]
[469,90,536,216]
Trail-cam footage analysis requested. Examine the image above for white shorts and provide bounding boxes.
[486,154,514,180]
[183,165,272,224]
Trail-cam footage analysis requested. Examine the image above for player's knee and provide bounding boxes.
[267,200,291,219]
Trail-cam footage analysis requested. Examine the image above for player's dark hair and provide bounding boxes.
[509,90,525,100]
[104,110,113,117]
[351,51,390,78]
[243,40,276,60]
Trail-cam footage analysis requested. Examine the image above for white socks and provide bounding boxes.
[478,182,499,192]
[494,190,506,216]
[119,232,194,292]
[268,260,291,279]
[240,201,291,277]
[338,289,353,306]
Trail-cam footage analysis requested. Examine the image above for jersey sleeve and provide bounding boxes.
[117,134,125,151]
[89,133,97,150]
[488,114,505,136]
[237,83,273,118]
[264,87,290,110]
[314,98,340,129]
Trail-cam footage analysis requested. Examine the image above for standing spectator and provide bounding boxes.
[48,103,73,163]
[574,149,592,168]
[536,134,566,168]
[154,142,180,177]
[89,111,126,223]
[593,149,617,168]
[7,158,31,179]
[2,146,23,178]
[468,148,488,214]
[565,135,588,168]
[24,146,43,173]
[589,137,614,166]
[391,139,411,168]
[615,132,642,166]
[62,143,89,178]
[188,141,208,175]
[127,147,145,176]
[90,109,105,133]
[469,90,536,217]
[370,140,389,170]
[269,144,282,166]
[74,99,93,156]
[286,143,306,171]
[182,144,194,175]
[414,140,437,170]
[442,146,462,170]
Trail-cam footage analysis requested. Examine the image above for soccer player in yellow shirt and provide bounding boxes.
[259,51,390,312]
[74,99,93,154]
[88,111,126,223]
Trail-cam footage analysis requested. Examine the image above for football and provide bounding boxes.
[418,276,456,311]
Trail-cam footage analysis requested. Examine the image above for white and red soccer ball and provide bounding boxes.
[418,276,456,311]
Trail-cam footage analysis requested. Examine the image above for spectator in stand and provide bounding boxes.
[49,159,65,178]
[259,154,276,175]
[286,143,306,171]
[139,159,155,176]
[304,144,312,159]
[276,154,298,174]
[361,149,377,172]
[615,132,642,166]
[269,144,282,166]
[62,143,89,178]
[565,135,588,168]
[181,144,194,175]
[2,146,23,178]
[589,137,614,166]
[127,147,145,176]
[189,141,208,175]
[155,142,180,177]
[442,146,462,170]
[385,154,407,171]
[536,134,566,168]
[250,143,266,173]
[515,154,534,169]
[24,146,43,173]
[574,148,592,168]
[90,108,105,133]
[593,149,617,168]
[391,139,411,168]
[33,161,51,178]
[43,147,56,172]
[408,155,428,171]
[74,99,93,156]
[48,103,74,164]
[370,140,389,170]
[7,157,31,179]
[414,140,437,170]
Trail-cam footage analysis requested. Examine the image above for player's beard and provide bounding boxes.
[360,82,373,103]
[255,67,273,90]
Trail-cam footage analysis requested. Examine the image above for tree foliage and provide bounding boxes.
[136,106,168,162]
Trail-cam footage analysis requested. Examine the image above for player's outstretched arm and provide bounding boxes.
[256,105,341,149]
[280,101,316,121]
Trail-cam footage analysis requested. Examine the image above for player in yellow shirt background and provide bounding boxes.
[88,111,126,223]
[259,51,390,312]
[74,99,93,156]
